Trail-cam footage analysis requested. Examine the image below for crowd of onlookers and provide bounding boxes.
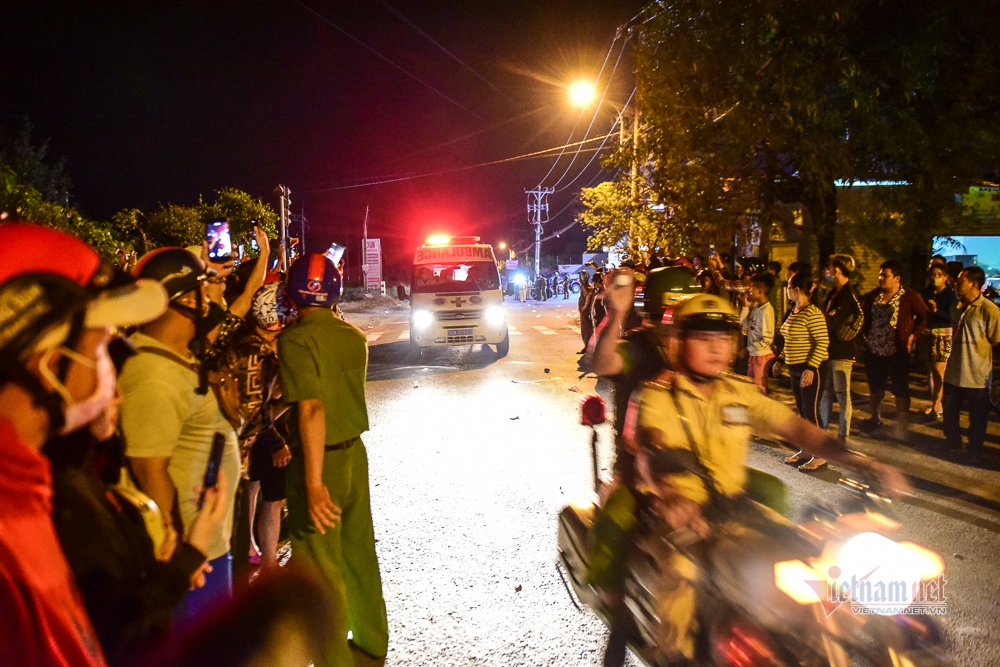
[1,222,386,667]
[579,249,1000,468]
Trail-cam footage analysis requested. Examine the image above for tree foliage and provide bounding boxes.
[622,0,1000,261]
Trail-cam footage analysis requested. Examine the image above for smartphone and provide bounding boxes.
[206,220,232,261]
[250,237,259,252]
[198,432,226,509]
[709,244,716,258]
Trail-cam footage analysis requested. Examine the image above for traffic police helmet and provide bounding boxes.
[671,293,740,334]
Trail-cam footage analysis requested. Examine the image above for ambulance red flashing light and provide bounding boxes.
[424,235,481,246]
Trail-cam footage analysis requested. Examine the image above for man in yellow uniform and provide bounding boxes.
[623,294,908,662]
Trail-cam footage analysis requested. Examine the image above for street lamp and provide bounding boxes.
[569,83,642,259]
[568,81,596,108]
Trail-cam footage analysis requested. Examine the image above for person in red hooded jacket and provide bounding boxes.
[0,223,169,666]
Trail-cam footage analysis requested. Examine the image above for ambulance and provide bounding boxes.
[408,235,509,358]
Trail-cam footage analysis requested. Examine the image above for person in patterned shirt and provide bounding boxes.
[859,260,929,437]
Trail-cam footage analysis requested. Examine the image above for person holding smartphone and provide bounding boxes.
[122,248,242,626]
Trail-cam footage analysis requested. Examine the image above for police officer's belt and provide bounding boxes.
[324,438,355,451]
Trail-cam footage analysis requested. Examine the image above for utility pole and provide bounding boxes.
[525,187,553,278]
[275,184,291,272]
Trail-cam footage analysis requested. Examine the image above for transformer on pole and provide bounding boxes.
[525,187,553,278]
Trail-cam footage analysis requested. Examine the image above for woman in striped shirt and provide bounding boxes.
[773,272,830,471]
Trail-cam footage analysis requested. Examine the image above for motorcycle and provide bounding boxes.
[557,394,950,667]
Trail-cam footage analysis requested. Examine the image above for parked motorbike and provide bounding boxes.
[557,395,950,667]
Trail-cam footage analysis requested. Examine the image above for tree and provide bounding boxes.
[119,189,279,253]
[628,0,1000,263]
[577,179,683,259]
[0,120,73,206]
[633,0,858,260]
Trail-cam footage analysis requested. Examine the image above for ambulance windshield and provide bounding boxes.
[412,261,500,293]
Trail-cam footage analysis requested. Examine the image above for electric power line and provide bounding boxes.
[303,136,608,193]
[375,0,516,105]
[548,39,629,190]
[291,0,481,118]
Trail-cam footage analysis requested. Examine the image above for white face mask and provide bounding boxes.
[37,344,117,435]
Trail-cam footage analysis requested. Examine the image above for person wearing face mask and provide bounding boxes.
[44,336,231,667]
[0,223,171,667]
[920,264,958,420]
[120,248,242,626]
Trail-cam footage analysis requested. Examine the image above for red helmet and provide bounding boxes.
[580,394,606,426]
[0,223,106,288]
[286,253,342,307]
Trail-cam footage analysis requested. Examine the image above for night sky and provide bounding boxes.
[2,0,642,277]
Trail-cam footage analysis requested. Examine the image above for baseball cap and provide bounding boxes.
[0,224,169,358]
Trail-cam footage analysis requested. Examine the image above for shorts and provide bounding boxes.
[919,328,953,364]
[248,436,287,503]
[865,350,911,399]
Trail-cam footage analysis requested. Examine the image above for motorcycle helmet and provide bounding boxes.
[738,256,766,277]
[250,282,297,331]
[134,247,211,301]
[286,253,342,307]
[670,293,740,334]
[642,266,700,323]
[0,223,168,434]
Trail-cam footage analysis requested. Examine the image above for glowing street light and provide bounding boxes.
[568,81,596,108]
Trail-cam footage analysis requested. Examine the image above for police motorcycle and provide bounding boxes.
[557,406,949,666]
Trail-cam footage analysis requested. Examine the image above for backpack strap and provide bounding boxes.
[135,345,197,373]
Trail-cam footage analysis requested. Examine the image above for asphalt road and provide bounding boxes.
[344,297,1000,667]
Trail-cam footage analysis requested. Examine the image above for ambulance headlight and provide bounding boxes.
[412,310,434,330]
[485,304,506,326]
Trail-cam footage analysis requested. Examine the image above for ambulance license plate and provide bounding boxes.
[449,328,473,337]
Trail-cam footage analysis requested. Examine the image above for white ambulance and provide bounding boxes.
[408,236,509,358]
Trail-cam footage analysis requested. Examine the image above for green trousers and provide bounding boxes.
[287,438,389,667]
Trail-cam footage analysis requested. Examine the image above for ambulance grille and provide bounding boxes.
[436,309,483,321]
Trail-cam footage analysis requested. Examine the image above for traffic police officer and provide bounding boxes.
[624,294,908,661]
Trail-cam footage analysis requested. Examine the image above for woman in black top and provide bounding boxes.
[43,343,229,666]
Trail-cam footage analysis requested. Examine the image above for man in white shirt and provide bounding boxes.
[941,266,1000,465]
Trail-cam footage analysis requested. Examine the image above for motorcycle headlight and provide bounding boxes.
[512,274,526,287]
[412,310,434,330]
[484,304,506,326]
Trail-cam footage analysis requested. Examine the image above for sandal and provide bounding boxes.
[798,457,829,472]
[784,451,810,466]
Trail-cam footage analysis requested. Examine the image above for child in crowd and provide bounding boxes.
[741,273,776,392]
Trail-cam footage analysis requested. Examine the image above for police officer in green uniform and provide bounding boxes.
[279,253,388,667]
